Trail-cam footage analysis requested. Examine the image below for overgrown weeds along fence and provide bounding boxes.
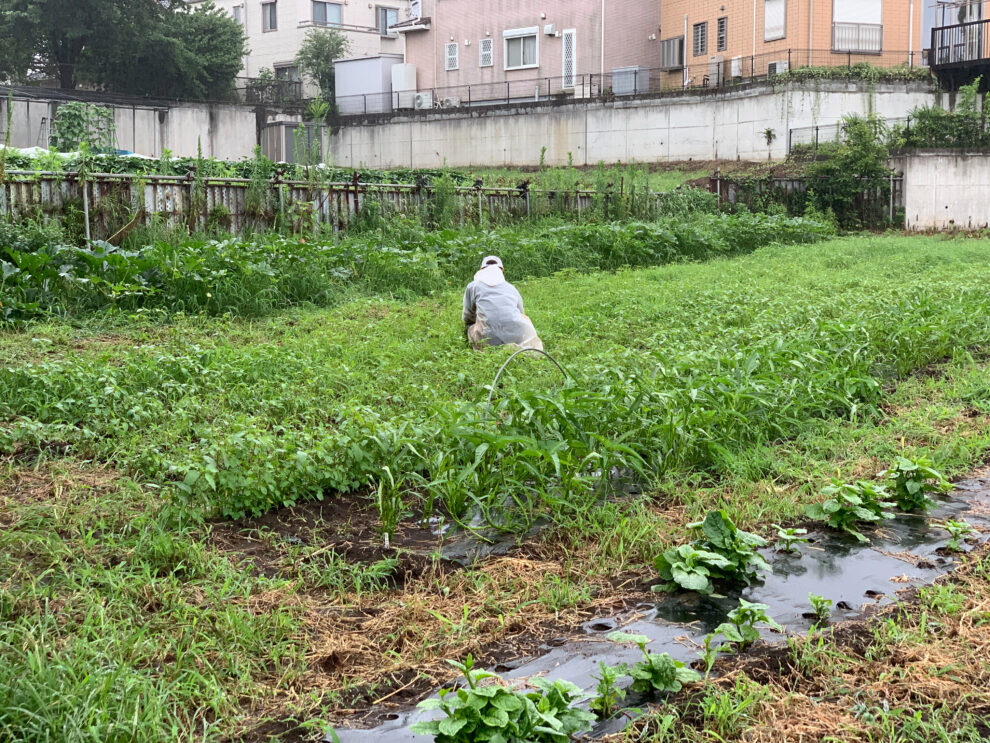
[0,170,705,236]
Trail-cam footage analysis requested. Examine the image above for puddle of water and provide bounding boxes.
[328,479,990,742]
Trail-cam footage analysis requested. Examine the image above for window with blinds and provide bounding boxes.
[717,17,728,51]
[765,0,785,41]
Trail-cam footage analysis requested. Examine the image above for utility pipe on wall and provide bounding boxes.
[600,0,606,76]
[684,14,689,88]
[752,0,757,60]
[908,0,915,63]
[808,0,814,66]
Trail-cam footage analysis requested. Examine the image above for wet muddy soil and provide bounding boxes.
[325,473,990,743]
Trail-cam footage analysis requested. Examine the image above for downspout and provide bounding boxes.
[433,0,438,92]
[600,0,606,76]
[683,14,689,88]
[752,0,757,60]
[808,0,813,66]
[908,0,915,64]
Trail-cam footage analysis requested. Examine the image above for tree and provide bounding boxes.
[87,1,247,100]
[295,28,350,104]
[0,0,245,98]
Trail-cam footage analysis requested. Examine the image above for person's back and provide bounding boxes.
[463,256,543,350]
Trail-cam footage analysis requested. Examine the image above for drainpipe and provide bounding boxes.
[433,0,438,92]
[908,0,915,64]
[808,0,813,66]
[600,0,606,76]
[684,14,689,88]
[752,0,757,60]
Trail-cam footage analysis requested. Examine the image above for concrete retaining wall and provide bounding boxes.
[0,93,297,160]
[894,151,990,230]
[330,80,937,167]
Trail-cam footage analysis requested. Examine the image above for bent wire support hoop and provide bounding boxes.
[482,348,572,421]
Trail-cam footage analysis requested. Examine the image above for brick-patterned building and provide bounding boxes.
[396,0,661,97]
[658,0,926,86]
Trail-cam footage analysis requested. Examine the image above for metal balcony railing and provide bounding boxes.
[832,22,883,54]
[931,18,990,68]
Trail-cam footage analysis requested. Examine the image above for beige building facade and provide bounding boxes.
[658,0,926,86]
[187,0,411,81]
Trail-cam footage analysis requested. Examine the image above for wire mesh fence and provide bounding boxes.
[333,48,929,117]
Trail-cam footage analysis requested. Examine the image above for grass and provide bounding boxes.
[453,163,707,192]
[2,233,990,740]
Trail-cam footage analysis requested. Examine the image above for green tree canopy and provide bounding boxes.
[295,28,350,102]
[0,0,246,99]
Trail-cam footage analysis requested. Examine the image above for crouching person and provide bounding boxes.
[463,256,543,351]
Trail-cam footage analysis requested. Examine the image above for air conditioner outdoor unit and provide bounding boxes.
[442,96,461,107]
[767,60,789,75]
[730,56,743,78]
[414,92,434,109]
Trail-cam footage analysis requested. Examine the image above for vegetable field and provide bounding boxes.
[2,226,990,743]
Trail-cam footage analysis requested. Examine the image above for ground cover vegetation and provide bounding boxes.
[2,233,990,740]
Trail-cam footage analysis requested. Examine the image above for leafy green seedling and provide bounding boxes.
[655,510,771,594]
[712,599,782,652]
[808,593,833,623]
[606,632,701,694]
[805,479,896,543]
[410,654,596,743]
[698,632,725,678]
[937,519,977,552]
[880,455,950,512]
[653,544,734,595]
[589,661,626,719]
[772,524,809,554]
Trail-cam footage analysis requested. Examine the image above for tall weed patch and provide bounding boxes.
[0,212,831,322]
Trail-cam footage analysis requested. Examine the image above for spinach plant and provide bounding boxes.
[937,519,977,552]
[805,480,895,543]
[606,632,701,694]
[589,661,625,719]
[772,524,809,554]
[410,655,595,743]
[808,593,833,623]
[712,599,782,652]
[880,455,950,512]
[654,510,771,594]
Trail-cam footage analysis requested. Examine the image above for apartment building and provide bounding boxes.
[187,0,411,82]
[395,0,661,99]
[658,0,925,86]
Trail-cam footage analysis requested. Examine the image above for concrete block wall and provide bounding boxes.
[330,80,936,167]
[894,151,990,230]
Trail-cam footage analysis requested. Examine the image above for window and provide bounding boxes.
[832,0,882,52]
[764,0,785,41]
[274,65,301,82]
[479,37,494,67]
[262,1,277,31]
[660,36,685,69]
[445,42,459,71]
[504,27,538,70]
[232,6,242,24]
[717,17,727,51]
[377,6,399,35]
[561,29,576,88]
[312,1,342,26]
[693,22,708,57]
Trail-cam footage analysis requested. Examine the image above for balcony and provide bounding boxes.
[931,19,990,90]
[832,22,883,54]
